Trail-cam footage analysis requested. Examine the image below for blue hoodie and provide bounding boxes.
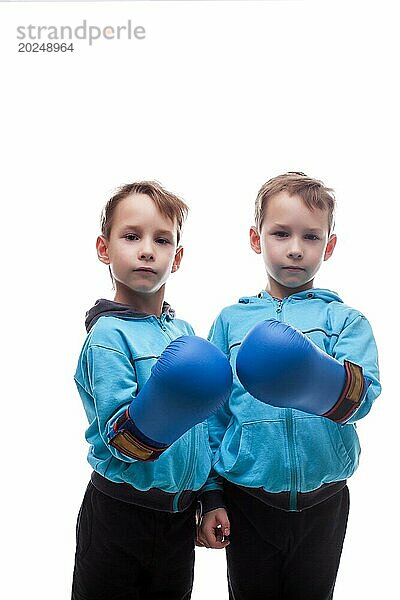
[201,289,381,512]
[74,299,213,513]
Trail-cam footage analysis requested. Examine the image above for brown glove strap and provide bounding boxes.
[322,360,366,423]
[108,409,168,461]
[109,431,167,461]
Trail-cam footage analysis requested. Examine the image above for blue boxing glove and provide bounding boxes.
[109,335,232,461]
[236,319,370,423]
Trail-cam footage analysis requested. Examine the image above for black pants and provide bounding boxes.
[71,482,196,600]
[225,484,350,600]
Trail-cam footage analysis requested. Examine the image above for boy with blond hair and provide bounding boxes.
[198,172,381,599]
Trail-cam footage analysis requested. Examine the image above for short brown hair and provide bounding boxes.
[255,172,335,234]
[101,181,188,244]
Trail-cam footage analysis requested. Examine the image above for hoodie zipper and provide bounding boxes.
[275,298,298,511]
[152,315,197,512]
[157,313,168,331]
[173,427,197,511]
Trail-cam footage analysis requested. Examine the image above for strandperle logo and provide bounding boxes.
[16,20,146,46]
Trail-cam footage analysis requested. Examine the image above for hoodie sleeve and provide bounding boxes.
[86,344,140,462]
[332,313,381,422]
[199,313,232,513]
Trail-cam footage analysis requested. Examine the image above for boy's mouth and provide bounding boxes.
[134,267,157,274]
[282,266,305,271]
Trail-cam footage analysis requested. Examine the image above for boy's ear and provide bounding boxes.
[249,227,262,254]
[324,234,337,261]
[96,235,110,265]
[171,246,184,273]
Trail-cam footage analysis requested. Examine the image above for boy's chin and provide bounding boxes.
[284,280,308,289]
[131,286,159,295]
[273,275,313,293]
[131,282,166,295]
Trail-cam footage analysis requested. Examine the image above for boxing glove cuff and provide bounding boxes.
[108,408,169,462]
[322,360,370,423]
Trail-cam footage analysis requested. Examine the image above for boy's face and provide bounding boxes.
[250,191,336,299]
[96,193,182,305]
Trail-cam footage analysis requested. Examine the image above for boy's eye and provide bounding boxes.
[304,234,320,241]
[272,231,289,238]
[124,233,139,241]
[156,238,170,245]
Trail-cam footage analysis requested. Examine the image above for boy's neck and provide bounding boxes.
[266,279,314,301]
[114,284,166,317]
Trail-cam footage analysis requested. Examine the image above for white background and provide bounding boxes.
[1,1,398,598]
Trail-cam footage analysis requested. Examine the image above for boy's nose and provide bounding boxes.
[139,250,154,260]
[287,246,303,259]
[138,242,155,261]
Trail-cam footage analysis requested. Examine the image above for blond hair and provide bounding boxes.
[101,181,188,244]
[255,172,335,234]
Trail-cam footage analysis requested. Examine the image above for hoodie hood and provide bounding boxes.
[85,299,175,332]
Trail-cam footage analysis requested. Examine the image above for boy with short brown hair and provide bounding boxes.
[72,181,228,600]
